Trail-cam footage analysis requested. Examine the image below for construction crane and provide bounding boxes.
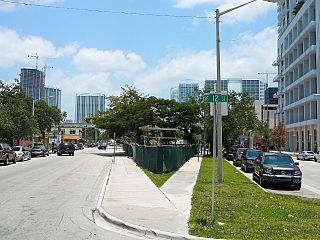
[28,53,39,70]
[257,72,277,89]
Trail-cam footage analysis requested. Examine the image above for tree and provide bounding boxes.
[89,86,201,144]
[273,121,287,152]
[34,100,64,142]
[221,92,261,147]
[0,80,36,144]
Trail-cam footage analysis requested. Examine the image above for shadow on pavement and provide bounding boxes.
[93,152,127,157]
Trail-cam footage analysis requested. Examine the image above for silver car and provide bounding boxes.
[297,151,315,161]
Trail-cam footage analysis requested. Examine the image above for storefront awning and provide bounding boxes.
[63,135,81,140]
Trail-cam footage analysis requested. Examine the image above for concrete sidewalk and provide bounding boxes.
[96,149,214,239]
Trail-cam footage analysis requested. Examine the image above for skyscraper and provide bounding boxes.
[275,0,318,152]
[75,93,106,123]
[45,86,62,110]
[170,87,179,102]
[170,83,199,103]
[204,78,264,100]
[20,68,45,102]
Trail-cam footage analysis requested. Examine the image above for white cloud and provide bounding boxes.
[0,0,62,12]
[174,0,276,24]
[73,48,146,76]
[133,26,277,96]
[0,26,79,68]
[47,70,116,119]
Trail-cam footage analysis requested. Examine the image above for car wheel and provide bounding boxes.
[259,175,267,188]
[294,183,301,190]
[314,157,317,162]
[252,171,256,180]
[4,156,9,166]
[72,152,74,156]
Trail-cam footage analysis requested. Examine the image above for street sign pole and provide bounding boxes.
[212,101,217,223]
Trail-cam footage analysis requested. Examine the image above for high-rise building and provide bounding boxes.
[204,78,264,101]
[204,79,229,92]
[170,83,199,103]
[170,87,179,102]
[45,86,61,110]
[20,68,45,102]
[75,93,106,123]
[274,0,318,152]
[265,87,278,105]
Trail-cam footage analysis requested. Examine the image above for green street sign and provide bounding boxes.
[204,93,228,103]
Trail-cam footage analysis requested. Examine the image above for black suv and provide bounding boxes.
[0,143,16,165]
[241,149,262,172]
[233,147,247,166]
[57,142,75,156]
[253,152,302,190]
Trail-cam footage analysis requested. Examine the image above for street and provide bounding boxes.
[231,156,320,198]
[0,148,147,240]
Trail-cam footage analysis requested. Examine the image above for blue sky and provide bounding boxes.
[0,0,278,120]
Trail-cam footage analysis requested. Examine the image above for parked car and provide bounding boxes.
[241,149,263,172]
[224,147,237,161]
[314,152,320,162]
[253,152,302,190]
[98,143,107,150]
[233,148,247,166]
[77,142,84,150]
[0,143,16,165]
[57,142,75,156]
[31,145,49,157]
[296,151,315,161]
[12,146,31,161]
[258,145,269,152]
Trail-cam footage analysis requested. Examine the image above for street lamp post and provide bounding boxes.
[213,0,276,223]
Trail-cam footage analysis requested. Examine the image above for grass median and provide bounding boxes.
[143,169,177,187]
[189,157,320,240]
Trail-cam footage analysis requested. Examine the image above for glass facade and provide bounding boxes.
[205,79,264,101]
[177,83,199,103]
[264,87,278,104]
[75,94,106,123]
[20,68,45,102]
[45,86,61,110]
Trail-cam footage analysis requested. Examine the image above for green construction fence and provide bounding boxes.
[122,143,198,174]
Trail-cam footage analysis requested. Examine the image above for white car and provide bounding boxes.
[297,151,315,161]
[12,146,31,161]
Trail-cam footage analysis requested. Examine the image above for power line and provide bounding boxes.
[0,0,213,19]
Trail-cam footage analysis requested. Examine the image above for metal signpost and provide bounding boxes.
[204,93,228,223]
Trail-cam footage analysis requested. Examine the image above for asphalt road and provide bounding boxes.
[0,148,149,240]
[230,156,320,198]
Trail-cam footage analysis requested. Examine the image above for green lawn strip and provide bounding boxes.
[143,168,177,188]
[189,157,320,240]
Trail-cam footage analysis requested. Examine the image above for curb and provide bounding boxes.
[225,159,268,193]
[95,157,217,240]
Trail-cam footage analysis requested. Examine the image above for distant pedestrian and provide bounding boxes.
[51,142,55,153]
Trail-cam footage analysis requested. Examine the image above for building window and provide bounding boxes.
[70,130,76,134]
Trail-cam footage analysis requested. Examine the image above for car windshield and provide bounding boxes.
[247,150,262,158]
[264,155,294,165]
[13,147,22,151]
[237,148,246,154]
[307,151,314,154]
[229,148,236,153]
[32,146,42,150]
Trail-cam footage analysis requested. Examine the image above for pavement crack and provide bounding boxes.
[56,213,65,230]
